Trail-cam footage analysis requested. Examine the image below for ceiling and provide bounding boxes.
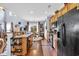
[0,3,64,22]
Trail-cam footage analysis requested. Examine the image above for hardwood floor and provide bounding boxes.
[27,40,43,56]
[27,39,57,56]
[41,40,57,56]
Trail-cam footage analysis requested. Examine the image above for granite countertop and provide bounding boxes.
[14,32,33,38]
[26,32,33,37]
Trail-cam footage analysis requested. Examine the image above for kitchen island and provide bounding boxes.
[11,32,33,56]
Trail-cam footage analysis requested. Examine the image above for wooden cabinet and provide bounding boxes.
[22,35,27,55]
[11,32,33,56]
[27,34,33,49]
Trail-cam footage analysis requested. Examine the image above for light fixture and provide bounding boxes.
[14,14,16,17]
[9,11,17,17]
[9,11,12,16]
[30,10,34,14]
[0,7,4,10]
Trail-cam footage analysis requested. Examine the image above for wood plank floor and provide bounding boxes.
[27,40,43,56]
[27,39,57,56]
[41,40,57,56]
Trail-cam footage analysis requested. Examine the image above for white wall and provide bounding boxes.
[44,17,50,40]
[44,21,47,39]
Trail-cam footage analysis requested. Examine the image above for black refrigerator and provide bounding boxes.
[57,7,79,56]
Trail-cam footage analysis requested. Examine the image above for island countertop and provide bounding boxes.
[13,32,33,39]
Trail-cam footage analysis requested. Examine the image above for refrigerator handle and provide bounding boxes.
[62,23,67,46]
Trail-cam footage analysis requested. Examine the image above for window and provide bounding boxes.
[7,23,11,32]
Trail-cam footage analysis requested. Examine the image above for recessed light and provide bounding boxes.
[0,7,3,10]
[30,10,34,14]
[9,11,12,16]
[14,14,16,17]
